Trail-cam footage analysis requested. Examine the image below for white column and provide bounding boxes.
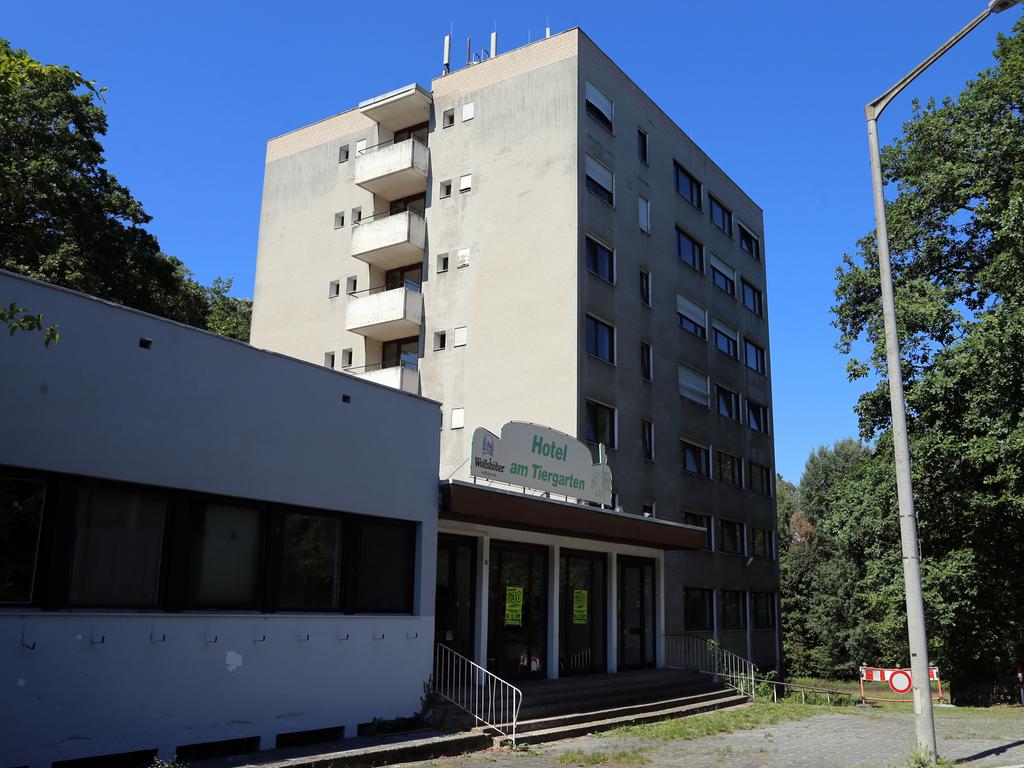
[547,544,560,679]
[656,552,666,668]
[475,534,490,669]
[607,552,618,673]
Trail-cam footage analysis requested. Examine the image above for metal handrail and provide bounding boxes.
[664,633,757,697]
[344,360,418,374]
[356,135,427,155]
[433,643,522,746]
[347,279,421,298]
[355,208,425,226]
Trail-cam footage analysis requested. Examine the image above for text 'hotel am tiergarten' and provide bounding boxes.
[253,25,779,680]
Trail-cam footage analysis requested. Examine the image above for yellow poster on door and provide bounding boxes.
[505,586,523,626]
[573,589,588,624]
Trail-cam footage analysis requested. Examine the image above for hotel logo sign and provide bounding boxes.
[470,422,613,506]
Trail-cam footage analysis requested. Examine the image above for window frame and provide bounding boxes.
[750,463,772,496]
[637,127,649,164]
[585,234,616,284]
[640,341,653,382]
[718,519,746,556]
[641,419,655,461]
[673,162,702,210]
[680,438,711,477]
[640,268,652,306]
[741,279,764,317]
[709,195,733,236]
[747,400,769,434]
[584,80,614,133]
[712,321,739,359]
[584,155,615,206]
[683,512,713,551]
[677,293,708,340]
[721,589,748,630]
[715,384,741,422]
[754,592,776,629]
[584,399,618,449]
[744,339,767,374]
[678,363,710,407]
[638,195,651,233]
[716,450,744,488]
[683,587,714,631]
[738,223,761,261]
[709,254,736,297]
[676,228,704,272]
[585,314,616,365]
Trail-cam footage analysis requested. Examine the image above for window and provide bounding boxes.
[0,475,45,604]
[745,339,766,374]
[352,206,362,225]
[721,590,747,630]
[457,248,471,268]
[712,321,738,358]
[750,463,772,496]
[334,212,345,229]
[355,139,367,156]
[739,224,761,260]
[440,180,452,198]
[459,174,472,193]
[453,326,468,347]
[710,254,736,297]
[585,315,615,363]
[718,520,745,555]
[585,235,615,282]
[683,512,713,550]
[437,253,449,273]
[747,401,769,434]
[382,336,419,370]
[434,331,447,351]
[709,195,732,235]
[640,269,652,306]
[717,451,744,488]
[349,518,416,613]
[585,155,614,205]
[640,342,653,381]
[752,528,774,559]
[642,501,656,518]
[677,294,707,340]
[585,400,617,448]
[680,439,710,477]
[442,108,455,128]
[339,145,350,163]
[341,348,353,369]
[754,592,776,628]
[324,351,335,369]
[742,280,763,316]
[328,280,340,298]
[637,128,648,163]
[638,195,650,233]
[188,503,263,608]
[641,419,654,460]
[678,364,710,406]
[346,275,358,294]
[280,511,342,610]
[584,80,613,132]
[716,384,740,421]
[451,407,465,429]
[674,162,701,209]
[684,588,714,630]
[676,228,703,271]
[462,102,475,121]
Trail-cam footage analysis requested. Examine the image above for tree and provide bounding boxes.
[205,278,253,343]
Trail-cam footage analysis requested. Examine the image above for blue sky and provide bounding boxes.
[6,1,1019,483]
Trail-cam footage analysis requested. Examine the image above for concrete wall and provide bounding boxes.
[0,271,441,767]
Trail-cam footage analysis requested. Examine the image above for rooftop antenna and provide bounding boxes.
[490,27,497,58]
[442,31,451,75]
[545,15,551,38]
[528,27,532,43]
[466,35,472,66]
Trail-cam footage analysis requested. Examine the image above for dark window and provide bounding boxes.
[710,259,736,296]
[716,385,740,421]
[742,280,763,316]
[585,156,614,205]
[0,475,45,604]
[280,512,343,609]
[684,588,713,630]
[751,464,772,496]
[717,451,743,488]
[754,592,776,628]
[640,269,652,306]
[681,440,710,477]
[747,401,769,434]
[677,295,707,339]
[585,81,614,132]
[674,162,701,209]
[641,420,654,460]
[585,401,617,448]
[382,336,419,370]
[718,519,745,555]
[745,339,766,374]
[713,324,738,358]
[586,236,615,282]
[586,315,615,363]
[637,128,648,163]
[721,590,747,630]
[349,519,415,613]
[676,228,703,271]
[188,503,262,609]
[70,486,167,607]
[752,527,773,559]
[710,196,732,235]
[683,512,712,550]
[739,225,761,260]
[385,263,422,291]
[338,145,350,163]
[640,342,653,381]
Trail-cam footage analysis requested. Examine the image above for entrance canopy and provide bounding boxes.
[440,481,706,551]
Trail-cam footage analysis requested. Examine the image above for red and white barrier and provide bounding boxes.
[858,665,943,703]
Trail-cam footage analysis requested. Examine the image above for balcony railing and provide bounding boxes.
[345,282,423,342]
[344,360,419,394]
[350,210,425,271]
[354,137,428,199]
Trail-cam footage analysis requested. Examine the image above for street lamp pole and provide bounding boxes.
[864,0,1019,759]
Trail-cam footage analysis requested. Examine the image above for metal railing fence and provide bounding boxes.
[432,643,522,746]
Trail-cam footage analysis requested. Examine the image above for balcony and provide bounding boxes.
[350,210,426,271]
[347,361,419,394]
[358,83,432,131]
[345,282,423,342]
[354,138,428,200]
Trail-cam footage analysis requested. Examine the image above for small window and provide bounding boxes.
[754,592,776,629]
[742,280,764,316]
[680,438,710,477]
[334,212,345,229]
[677,294,707,340]
[585,400,617,448]
[355,138,367,156]
[442,108,455,128]
[747,401,769,434]
[0,475,45,604]
[716,451,744,488]
[280,512,342,610]
[437,253,449,273]
[637,128,648,164]
[739,224,761,260]
[346,275,358,295]
[585,155,614,205]
[640,269,652,306]
[674,162,701,209]
[641,419,655,461]
[453,326,467,347]
[638,195,650,233]
[459,174,472,193]
[339,144,350,163]
[324,351,336,369]
[440,180,452,198]
[462,102,475,121]
[188,503,262,608]
[710,254,736,297]
[642,501,656,518]
[709,195,733,236]
[584,80,613,132]
[329,280,341,298]
[712,321,739,358]
[716,384,740,421]
[678,364,709,406]
[457,248,471,268]
[640,341,653,382]
[585,235,615,283]
[745,339,766,374]
[352,207,362,225]
[751,463,772,496]
[585,315,615,363]
[676,228,703,272]
[719,520,745,556]
[721,589,747,629]
[683,512,713,551]
[434,330,447,351]
[451,407,465,429]
[341,348,353,368]
[684,588,714,629]
[752,528,774,559]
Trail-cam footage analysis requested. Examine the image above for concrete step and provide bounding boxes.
[516,670,709,706]
[518,680,716,713]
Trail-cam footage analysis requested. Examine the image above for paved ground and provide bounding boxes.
[399,706,1024,768]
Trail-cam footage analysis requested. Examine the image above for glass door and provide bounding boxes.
[559,550,606,675]
[435,535,476,659]
[618,557,655,669]
[487,541,548,679]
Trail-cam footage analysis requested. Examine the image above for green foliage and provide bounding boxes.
[614,701,841,741]
[1,302,58,346]
[558,749,648,765]
[0,39,250,341]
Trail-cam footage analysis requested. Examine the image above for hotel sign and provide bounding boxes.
[470,422,613,506]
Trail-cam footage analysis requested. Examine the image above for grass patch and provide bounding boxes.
[558,748,648,765]
[613,701,847,740]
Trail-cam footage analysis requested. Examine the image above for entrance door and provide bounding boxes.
[435,535,476,659]
[618,557,655,669]
[559,550,606,674]
[487,541,548,679]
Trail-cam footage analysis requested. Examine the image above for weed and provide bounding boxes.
[558,748,648,765]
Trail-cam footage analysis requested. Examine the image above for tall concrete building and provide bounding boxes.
[252,28,779,671]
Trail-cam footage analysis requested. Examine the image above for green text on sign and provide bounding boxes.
[573,589,588,624]
[505,585,523,627]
